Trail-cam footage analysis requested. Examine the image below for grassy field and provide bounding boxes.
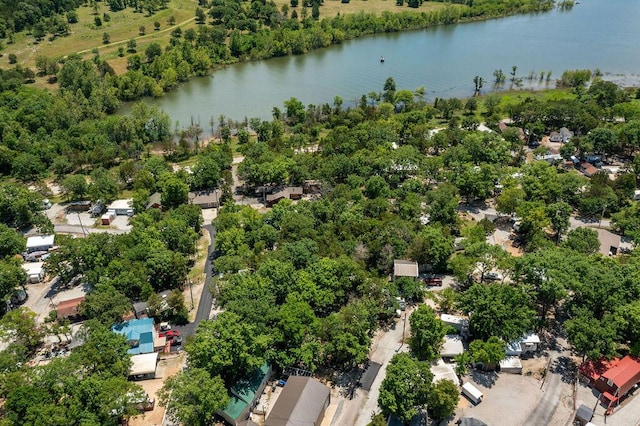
[1,0,198,71]
[2,0,448,76]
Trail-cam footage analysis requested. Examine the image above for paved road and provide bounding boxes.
[53,224,128,235]
[173,224,216,338]
[527,338,573,425]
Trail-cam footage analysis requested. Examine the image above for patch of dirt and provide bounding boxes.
[522,356,549,380]
[128,352,186,426]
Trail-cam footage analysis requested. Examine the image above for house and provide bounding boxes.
[218,363,272,426]
[22,262,45,283]
[535,154,563,164]
[111,318,165,355]
[129,352,159,380]
[303,180,322,195]
[431,359,460,386]
[441,334,464,359]
[265,187,304,207]
[26,235,55,253]
[440,314,470,338]
[56,296,86,321]
[578,357,619,386]
[596,228,621,256]
[593,356,640,410]
[506,333,540,357]
[264,376,330,426]
[559,127,574,143]
[549,132,563,143]
[108,199,134,216]
[189,189,222,209]
[146,192,162,210]
[393,259,419,281]
[580,162,599,178]
[499,356,523,374]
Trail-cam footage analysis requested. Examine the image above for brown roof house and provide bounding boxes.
[265,187,304,207]
[596,228,621,256]
[265,376,330,426]
[393,259,419,281]
[56,296,86,321]
[188,189,222,209]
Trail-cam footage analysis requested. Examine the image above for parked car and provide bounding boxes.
[164,330,180,339]
[159,322,171,331]
[484,271,502,281]
[422,274,443,286]
[171,336,183,346]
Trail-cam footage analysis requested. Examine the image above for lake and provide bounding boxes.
[123,0,640,127]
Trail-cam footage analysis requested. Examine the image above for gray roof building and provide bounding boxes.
[265,376,330,426]
[393,259,419,280]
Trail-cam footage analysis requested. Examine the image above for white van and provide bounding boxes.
[462,382,483,404]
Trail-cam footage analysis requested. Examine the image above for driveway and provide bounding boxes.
[172,224,216,338]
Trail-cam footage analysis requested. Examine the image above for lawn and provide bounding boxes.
[1,0,198,70]
[2,0,447,74]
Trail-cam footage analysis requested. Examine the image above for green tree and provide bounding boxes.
[427,379,459,421]
[79,283,131,324]
[159,368,230,426]
[563,227,600,255]
[458,283,535,342]
[0,225,26,258]
[469,336,506,367]
[0,308,43,353]
[187,312,267,386]
[0,260,27,305]
[161,175,189,209]
[407,224,454,273]
[409,305,446,361]
[61,174,89,201]
[546,201,572,244]
[71,321,132,377]
[378,353,432,423]
[89,168,119,203]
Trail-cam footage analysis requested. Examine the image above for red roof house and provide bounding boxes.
[593,356,640,410]
[56,296,86,321]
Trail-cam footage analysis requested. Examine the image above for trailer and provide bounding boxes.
[462,382,483,404]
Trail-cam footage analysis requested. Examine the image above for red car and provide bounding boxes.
[423,275,443,287]
[161,330,180,339]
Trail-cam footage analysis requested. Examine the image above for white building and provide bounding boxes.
[441,334,465,358]
[26,235,55,253]
[506,333,541,357]
[22,262,45,283]
[107,199,134,216]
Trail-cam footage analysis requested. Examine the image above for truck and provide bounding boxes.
[461,382,483,404]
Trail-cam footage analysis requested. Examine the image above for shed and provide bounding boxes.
[431,359,460,386]
[441,335,464,358]
[499,356,523,374]
[393,259,419,280]
[26,235,55,253]
[129,352,159,380]
[264,376,330,426]
[596,228,621,256]
[575,404,594,426]
[146,192,162,210]
[101,212,115,225]
[303,180,322,194]
[189,189,222,209]
[108,199,134,216]
[580,162,599,178]
[22,262,45,283]
[56,296,86,320]
[219,363,272,426]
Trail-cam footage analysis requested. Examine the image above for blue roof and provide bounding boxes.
[111,318,155,355]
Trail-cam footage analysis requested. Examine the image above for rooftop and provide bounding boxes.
[108,199,132,210]
[111,318,155,355]
[265,376,330,426]
[393,259,419,278]
[56,296,86,319]
[220,363,271,422]
[129,352,159,376]
[601,355,640,389]
[26,235,55,248]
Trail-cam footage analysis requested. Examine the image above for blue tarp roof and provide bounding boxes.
[112,318,155,355]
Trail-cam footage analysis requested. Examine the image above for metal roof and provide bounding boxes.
[129,352,159,376]
[393,259,419,278]
[265,376,330,426]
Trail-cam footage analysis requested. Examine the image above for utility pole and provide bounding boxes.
[189,280,194,310]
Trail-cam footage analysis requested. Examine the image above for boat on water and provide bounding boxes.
[380,56,385,63]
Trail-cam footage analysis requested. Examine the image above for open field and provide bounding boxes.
[2,0,449,75]
[1,0,198,70]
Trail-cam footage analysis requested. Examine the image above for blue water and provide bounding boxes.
[124,0,640,125]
